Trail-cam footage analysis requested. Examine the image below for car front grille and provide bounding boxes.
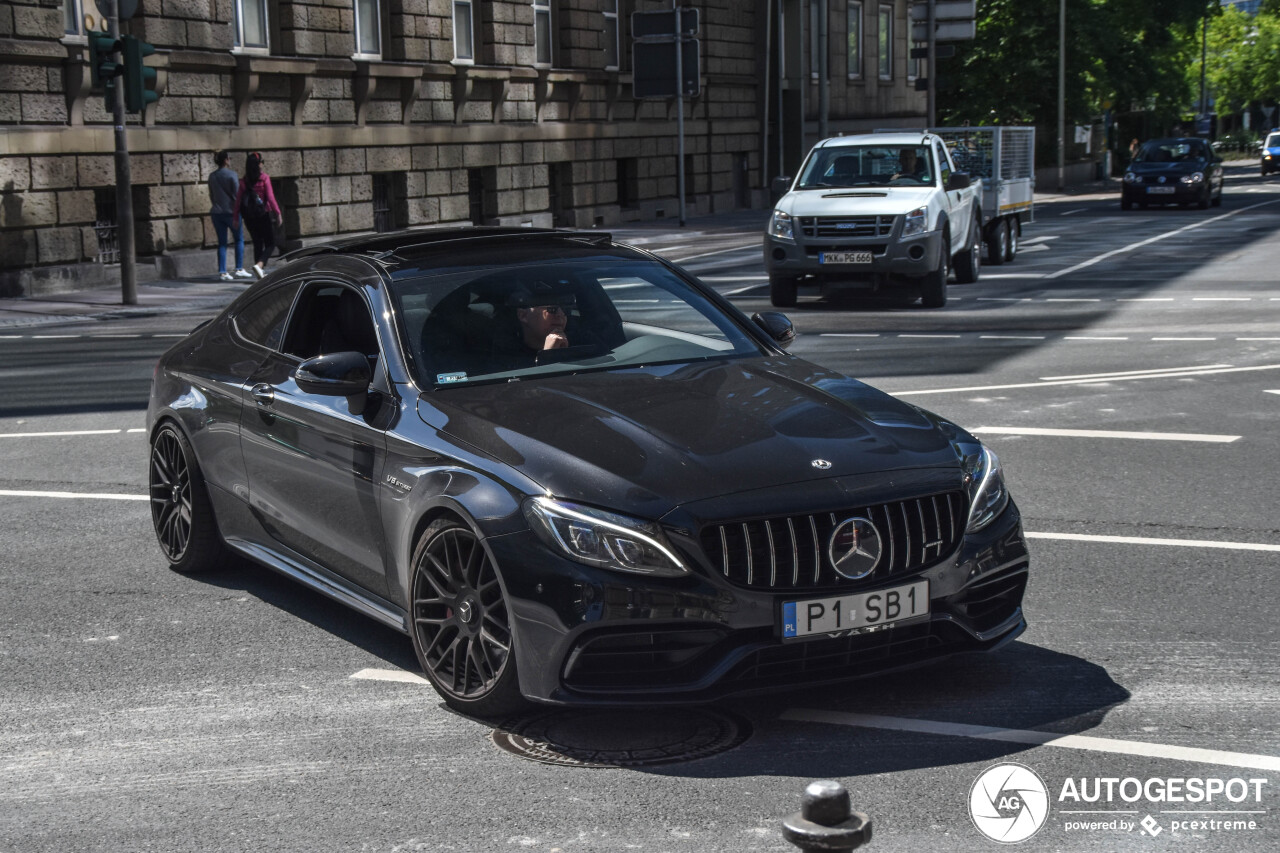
[799,215,896,238]
[699,491,966,592]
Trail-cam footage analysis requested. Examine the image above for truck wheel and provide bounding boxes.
[769,273,798,308]
[919,245,949,309]
[1004,218,1019,262]
[954,219,981,284]
[986,220,1008,266]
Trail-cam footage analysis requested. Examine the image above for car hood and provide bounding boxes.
[1128,160,1208,176]
[779,187,935,218]
[416,357,965,519]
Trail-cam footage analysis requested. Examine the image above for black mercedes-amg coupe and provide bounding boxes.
[147,227,1029,717]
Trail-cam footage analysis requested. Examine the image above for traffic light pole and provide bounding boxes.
[926,0,936,128]
[104,0,137,305]
[673,0,686,227]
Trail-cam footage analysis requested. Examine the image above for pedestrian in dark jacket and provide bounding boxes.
[232,152,283,279]
[208,151,251,281]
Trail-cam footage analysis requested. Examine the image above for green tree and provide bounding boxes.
[1201,5,1280,115]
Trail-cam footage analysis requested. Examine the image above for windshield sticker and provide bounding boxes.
[437,372,468,384]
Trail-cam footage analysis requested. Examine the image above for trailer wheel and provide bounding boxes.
[1004,218,1019,262]
[986,220,1008,266]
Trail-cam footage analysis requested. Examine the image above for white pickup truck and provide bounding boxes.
[764,131,984,308]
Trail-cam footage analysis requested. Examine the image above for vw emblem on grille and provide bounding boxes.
[811,459,832,470]
[828,517,883,580]
[1158,175,1167,184]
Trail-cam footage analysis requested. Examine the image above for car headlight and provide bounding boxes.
[768,210,794,241]
[523,496,690,577]
[1180,172,1205,185]
[900,205,928,239]
[1123,172,1138,183]
[962,447,1009,533]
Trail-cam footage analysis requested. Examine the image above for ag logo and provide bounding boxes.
[969,763,1049,844]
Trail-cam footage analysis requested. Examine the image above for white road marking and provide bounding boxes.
[781,709,1280,772]
[1026,531,1280,553]
[973,426,1239,443]
[820,333,880,337]
[0,429,132,439]
[1015,244,1051,253]
[699,274,768,282]
[978,273,1047,279]
[154,334,187,338]
[1059,208,1087,216]
[1238,338,1280,341]
[1046,198,1280,280]
[1117,297,1175,302]
[980,335,1046,340]
[899,334,961,339]
[32,335,80,339]
[0,489,148,501]
[1047,298,1101,302]
[1152,337,1215,341]
[1019,235,1059,245]
[1041,364,1230,381]
[896,363,1280,396]
[976,297,1031,302]
[350,668,429,685]
[1193,297,1251,302]
[1267,390,1280,395]
[1064,336,1129,341]
[91,334,142,338]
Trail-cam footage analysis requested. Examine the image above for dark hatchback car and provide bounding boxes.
[1121,137,1224,210]
[147,228,1029,717]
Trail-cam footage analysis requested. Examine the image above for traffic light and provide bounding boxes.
[121,35,158,113]
[87,32,121,111]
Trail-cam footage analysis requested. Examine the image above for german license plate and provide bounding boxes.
[1146,186,1175,194]
[781,580,929,640]
[820,251,874,264]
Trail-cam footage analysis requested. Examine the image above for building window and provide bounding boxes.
[533,0,552,66]
[877,5,892,80]
[453,1,473,61]
[603,0,620,70]
[847,2,862,79]
[354,0,381,57]
[234,0,269,50]
[63,0,82,35]
[616,158,637,209]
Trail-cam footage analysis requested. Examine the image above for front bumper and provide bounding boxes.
[1121,182,1207,203]
[765,227,943,283]
[490,498,1029,706]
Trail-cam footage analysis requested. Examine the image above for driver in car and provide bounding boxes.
[893,148,928,181]
[493,280,579,368]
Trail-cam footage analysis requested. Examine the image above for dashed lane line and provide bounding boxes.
[780,709,1280,772]
[973,426,1239,443]
[0,489,147,501]
[1041,364,1231,381]
[895,363,1280,396]
[0,428,145,439]
[1026,531,1280,553]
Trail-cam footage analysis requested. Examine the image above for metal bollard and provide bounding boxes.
[782,780,872,852]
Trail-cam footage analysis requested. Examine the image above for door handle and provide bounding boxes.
[251,384,274,406]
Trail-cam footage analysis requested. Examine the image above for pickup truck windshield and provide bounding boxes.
[796,145,934,189]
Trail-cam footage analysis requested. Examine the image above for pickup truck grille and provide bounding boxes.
[800,215,896,238]
[699,491,965,592]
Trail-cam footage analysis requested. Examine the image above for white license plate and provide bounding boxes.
[820,251,874,264]
[1146,186,1176,194]
[781,580,929,640]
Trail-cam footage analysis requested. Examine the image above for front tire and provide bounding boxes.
[953,219,981,284]
[149,423,228,573]
[410,518,526,719]
[769,273,798,308]
[919,241,949,308]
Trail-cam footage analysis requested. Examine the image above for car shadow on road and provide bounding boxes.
[649,641,1131,779]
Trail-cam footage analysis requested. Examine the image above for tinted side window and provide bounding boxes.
[233,284,298,350]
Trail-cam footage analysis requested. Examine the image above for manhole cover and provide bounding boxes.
[492,707,751,768]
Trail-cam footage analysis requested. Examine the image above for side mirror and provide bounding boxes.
[771,176,793,198]
[295,351,372,397]
[947,171,971,191]
[752,311,796,349]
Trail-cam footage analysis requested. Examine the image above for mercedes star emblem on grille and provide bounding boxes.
[811,459,832,470]
[828,517,883,580]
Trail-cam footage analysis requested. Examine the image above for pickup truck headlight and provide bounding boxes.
[1123,172,1138,184]
[1180,172,1205,185]
[524,496,690,577]
[962,447,1009,533]
[768,210,794,241]
[900,206,928,240]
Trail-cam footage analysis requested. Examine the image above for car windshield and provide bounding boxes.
[795,145,934,188]
[1134,141,1208,163]
[1267,133,1280,149]
[390,255,767,388]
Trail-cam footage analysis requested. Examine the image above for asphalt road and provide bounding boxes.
[1,167,1277,852]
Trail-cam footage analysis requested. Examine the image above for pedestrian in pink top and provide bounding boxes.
[232,151,284,278]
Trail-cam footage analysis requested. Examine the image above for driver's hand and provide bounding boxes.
[543,332,568,350]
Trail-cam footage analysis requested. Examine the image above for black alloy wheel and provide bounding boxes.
[954,218,981,283]
[986,220,1008,266]
[1004,218,1019,262]
[149,423,225,573]
[410,518,525,718]
[919,238,949,308]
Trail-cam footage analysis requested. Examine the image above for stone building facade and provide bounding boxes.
[0,0,925,294]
